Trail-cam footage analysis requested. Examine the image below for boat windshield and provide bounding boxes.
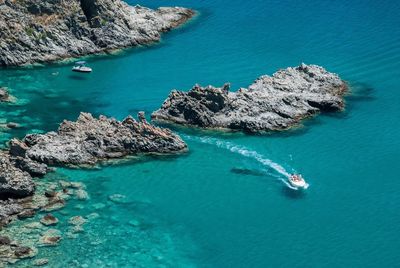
[291,175,302,181]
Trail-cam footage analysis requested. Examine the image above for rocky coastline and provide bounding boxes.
[0,112,187,265]
[152,64,348,133]
[0,0,195,66]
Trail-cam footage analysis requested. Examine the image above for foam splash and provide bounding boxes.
[185,135,308,190]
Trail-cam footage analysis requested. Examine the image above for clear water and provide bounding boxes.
[1,0,400,267]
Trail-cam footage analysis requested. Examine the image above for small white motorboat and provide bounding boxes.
[288,174,308,189]
[72,61,92,73]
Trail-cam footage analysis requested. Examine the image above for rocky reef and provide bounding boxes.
[0,0,195,66]
[0,178,91,265]
[0,112,186,264]
[2,111,186,185]
[152,64,348,133]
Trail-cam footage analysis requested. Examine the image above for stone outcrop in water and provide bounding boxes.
[0,87,11,102]
[0,112,186,236]
[0,152,35,199]
[17,112,187,166]
[152,64,347,133]
[1,112,186,193]
[0,0,195,66]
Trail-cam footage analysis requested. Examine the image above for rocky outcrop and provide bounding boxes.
[0,152,35,199]
[152,64,348,133]
[0,112,186,200]
[0,87,10,102]
[0,179,88,265]
[16,112,187,166]
[0,112,186,234]
[0,0,195,66]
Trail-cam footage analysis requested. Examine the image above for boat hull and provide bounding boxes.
[288,175,308,189]
[289,180,307,188]
[72,67,92,73]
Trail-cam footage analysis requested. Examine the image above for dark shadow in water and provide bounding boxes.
[281,186,307,200]
[68,74,91,81]
[346,82,375,102]
[0,90,108,148]
[230,167,266,177]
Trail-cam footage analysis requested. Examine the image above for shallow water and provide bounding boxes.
[1,0,400,267]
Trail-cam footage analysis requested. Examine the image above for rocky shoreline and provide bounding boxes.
[0,177,92,265]
[152,64,348,133]
[0,112,187,265]
[0,0,195,66]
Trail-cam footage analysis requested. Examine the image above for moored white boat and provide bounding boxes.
[72,61,92,73]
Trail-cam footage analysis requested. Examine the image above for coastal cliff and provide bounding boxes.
[152,64,347,133]
[0,0,194,66]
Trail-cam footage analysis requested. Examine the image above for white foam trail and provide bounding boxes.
[279,178,299,190]
[184,135,307,189]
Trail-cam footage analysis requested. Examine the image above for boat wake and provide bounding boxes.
[184,135,309,190]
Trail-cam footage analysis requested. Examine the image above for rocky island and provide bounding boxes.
[14,111,187,167]
[0,112,186,264]
[152,64,348,133]
[0,0,194,66]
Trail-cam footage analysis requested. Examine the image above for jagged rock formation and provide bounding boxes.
[0,152,34,199]
[1,111,186,197]
[18,112,187,166]
[0,87,10,102]
[2,112,186,180]
[0,112,186,227]
[152,64,348,133]
[0,0,194,66]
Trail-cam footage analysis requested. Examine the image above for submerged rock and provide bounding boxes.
[42,198,65,212]
[39,229,62,246]
[108,194,127,204]
[152,64,348,133]
[17,209,35,219]
[40,214,59,226]
[75,189,89,200]
[68,216,86,226]
[14,246,36,258]
[33,258,49,266]
[0,0,195,66]
[19,112,187,166]
[6,122,20,129]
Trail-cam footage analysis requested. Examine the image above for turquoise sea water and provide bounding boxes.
[1,0,400,267]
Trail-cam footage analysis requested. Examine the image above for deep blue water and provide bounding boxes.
[1,0,400,267]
